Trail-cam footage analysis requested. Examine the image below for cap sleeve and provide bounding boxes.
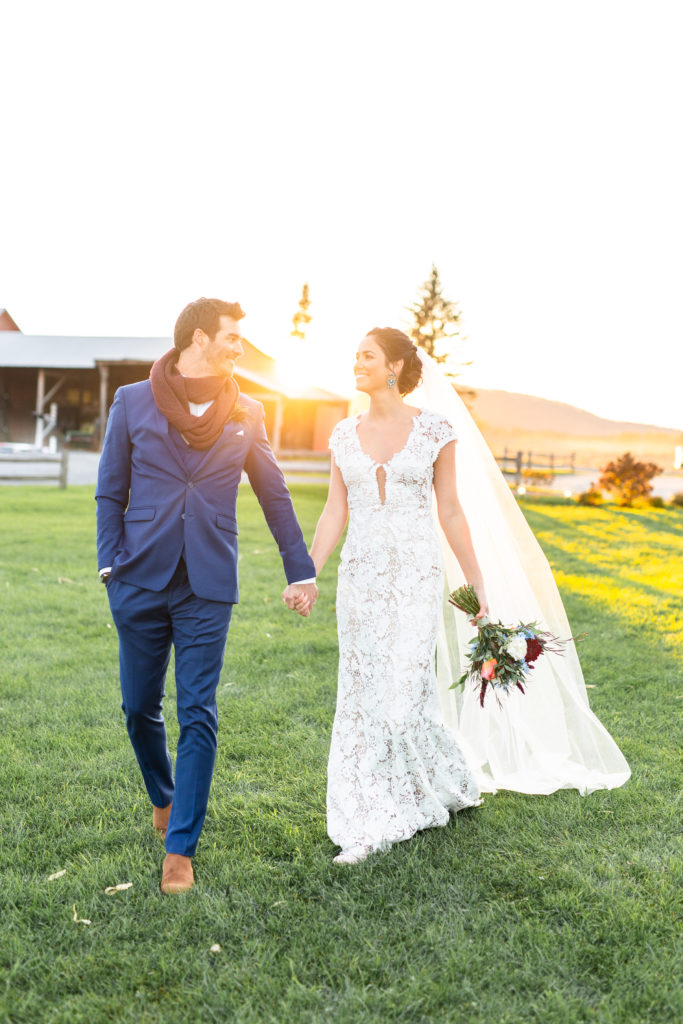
[431,414,457,456]
[432,411,458,448]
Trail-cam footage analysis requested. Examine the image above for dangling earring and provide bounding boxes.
[387,373,396,389]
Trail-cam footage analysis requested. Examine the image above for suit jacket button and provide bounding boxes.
[188,482,194,488]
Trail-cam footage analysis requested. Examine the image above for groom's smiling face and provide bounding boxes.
[204,316,245,377]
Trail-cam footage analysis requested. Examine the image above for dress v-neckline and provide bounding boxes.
[354,410,423,468]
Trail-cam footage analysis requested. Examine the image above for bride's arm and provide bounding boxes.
[433,441,489,619]
[309,456,349,575]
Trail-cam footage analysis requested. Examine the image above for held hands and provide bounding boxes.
[282,582,318,618]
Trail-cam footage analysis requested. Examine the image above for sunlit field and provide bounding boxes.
[0,487,680,1024]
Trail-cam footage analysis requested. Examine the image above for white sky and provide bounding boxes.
[1,0,681,428]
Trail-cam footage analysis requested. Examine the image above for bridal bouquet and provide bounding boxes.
[448,585,570,708]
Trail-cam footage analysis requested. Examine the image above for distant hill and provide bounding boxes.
[469,389,679,437]
[465,388,682,469]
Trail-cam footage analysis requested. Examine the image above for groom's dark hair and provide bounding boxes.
[174,297,245,351]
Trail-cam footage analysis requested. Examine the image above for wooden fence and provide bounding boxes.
[271,452,331,484]
[263,449,577,489]
[0,449,69,489]
[496,448,576,488]
[275,449,577,491]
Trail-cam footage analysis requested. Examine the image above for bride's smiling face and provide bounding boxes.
[354,336,397,394]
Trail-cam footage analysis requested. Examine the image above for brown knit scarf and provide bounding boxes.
[149,349,241,450]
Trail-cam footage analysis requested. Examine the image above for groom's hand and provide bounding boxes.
[282,582,318,617]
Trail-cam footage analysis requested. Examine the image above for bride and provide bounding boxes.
[305,327,486,864]
[298,327,630,864]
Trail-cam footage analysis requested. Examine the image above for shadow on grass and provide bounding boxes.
[531,543,680,606]
[522,499,683,544]
[520,508,682,600]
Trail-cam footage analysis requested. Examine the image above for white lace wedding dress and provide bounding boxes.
[327,410,481,860]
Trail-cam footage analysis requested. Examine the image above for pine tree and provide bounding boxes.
[291,283,312,340]
[406,265,462,364]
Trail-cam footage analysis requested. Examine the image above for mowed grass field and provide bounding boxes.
[0,486,681,1024]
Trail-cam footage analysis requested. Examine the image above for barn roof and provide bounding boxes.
[0,334,170,368]
[0,333,345,402]
[0,309,21,331]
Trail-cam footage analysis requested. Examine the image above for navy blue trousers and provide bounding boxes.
[107,559,233,856]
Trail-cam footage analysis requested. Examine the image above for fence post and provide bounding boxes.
[59,450,69,489]
[516,451,523,488]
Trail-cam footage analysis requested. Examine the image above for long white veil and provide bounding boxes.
[414,349,630,796]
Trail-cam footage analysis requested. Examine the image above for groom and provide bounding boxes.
[96,297,317,893]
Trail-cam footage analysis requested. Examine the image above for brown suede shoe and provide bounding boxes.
[160,853,194,894]
[152,802,172,838]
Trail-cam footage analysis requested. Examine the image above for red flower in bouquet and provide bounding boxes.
[479,657,498,707]
[481,658,497,680]
[525,637,544,665]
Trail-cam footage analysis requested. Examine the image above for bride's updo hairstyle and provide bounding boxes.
[367,327,423,396]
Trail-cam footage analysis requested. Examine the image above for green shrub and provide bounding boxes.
[599,452,663,507]
[648,495,665,508]
[577,487,603,506]
[672,492,683,507]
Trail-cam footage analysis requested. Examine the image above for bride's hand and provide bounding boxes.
[471,584,489,625]
[282,582,318,617]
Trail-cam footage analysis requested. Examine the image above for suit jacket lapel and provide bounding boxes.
[150,403,189,479]
[193,420,247,479]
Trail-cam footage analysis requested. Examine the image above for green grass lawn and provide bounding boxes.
[0,486,681,1024]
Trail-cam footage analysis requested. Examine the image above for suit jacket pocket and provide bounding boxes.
[216,513,238,535]
[124,506,156,522]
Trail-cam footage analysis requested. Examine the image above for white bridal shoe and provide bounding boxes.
[333,849,370,865]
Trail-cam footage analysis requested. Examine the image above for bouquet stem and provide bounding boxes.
[448,584,481,618]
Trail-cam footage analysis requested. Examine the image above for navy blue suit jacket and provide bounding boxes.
[95,381,315,602]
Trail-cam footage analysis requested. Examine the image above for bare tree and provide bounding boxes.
[291,283,312,340]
